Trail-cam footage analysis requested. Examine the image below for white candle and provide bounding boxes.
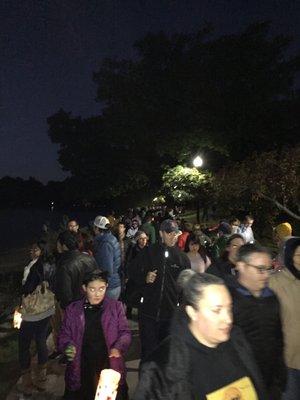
[94,369,121,400]
[13,308,22,329]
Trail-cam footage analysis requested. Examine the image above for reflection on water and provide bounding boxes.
[0,208,103,251]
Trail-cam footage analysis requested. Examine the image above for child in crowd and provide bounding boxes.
[59,270,131,400]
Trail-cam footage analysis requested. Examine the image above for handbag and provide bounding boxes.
[21,280,55,316]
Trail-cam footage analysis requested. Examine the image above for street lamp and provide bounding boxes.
[193,155,203,168]
[192,155,204,223]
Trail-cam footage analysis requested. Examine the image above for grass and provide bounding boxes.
[0,333,19,400]
[0,333,18,362]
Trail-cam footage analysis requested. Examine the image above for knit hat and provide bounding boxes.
[274,222,292,240]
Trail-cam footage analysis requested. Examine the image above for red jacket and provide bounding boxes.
[177,231,190,251]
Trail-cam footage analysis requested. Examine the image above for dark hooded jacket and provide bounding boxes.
[283,237,300,279]
[133,310,268,400]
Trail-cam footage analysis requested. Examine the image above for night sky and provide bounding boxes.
[1,0,299,183]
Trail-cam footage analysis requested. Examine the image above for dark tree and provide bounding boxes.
[0,176,45,207]
[48,22,300,201]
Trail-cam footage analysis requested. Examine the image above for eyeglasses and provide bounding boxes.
[246,263,273,274]
[88,286,107,293]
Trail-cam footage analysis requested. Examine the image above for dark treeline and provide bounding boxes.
[0,176,131,209]
[0,176,75,208]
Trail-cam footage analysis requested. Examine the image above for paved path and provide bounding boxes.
[6,319,140,400]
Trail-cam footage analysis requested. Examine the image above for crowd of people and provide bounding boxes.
[17,206,299,400]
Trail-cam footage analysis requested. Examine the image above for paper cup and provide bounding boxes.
[94,369,121,400]
[13,308,22,329]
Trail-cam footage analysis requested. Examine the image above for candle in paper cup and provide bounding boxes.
[94,369,121,400]
[13,308,22,329]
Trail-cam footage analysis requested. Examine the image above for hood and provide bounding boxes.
[284,237,300,279]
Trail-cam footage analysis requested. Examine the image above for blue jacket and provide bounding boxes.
[94,232,121,289]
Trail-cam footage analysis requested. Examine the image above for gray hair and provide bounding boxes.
[177,270,224,311]
[236,243,271,264]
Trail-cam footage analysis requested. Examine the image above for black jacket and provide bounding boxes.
[128,243,190,320]
[22,258,55,296]
[134,312,268,400]
[225,275,287,392]
[124,244,147,307]
[55,250,98,309]
[206,258,236,279]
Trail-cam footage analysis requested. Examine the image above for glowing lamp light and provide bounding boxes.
[94,369,121,400]
[193,155,203,168]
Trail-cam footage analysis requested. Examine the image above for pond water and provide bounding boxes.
[0,207,105,251]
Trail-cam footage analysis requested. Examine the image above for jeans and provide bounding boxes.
[283,368,300,400]
[19,317,50,370]
[106,286,121,300]
[139,314,171,362]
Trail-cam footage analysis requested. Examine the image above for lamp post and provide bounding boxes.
[192,155,203,223]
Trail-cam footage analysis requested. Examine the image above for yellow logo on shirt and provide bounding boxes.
[206,376,258,400]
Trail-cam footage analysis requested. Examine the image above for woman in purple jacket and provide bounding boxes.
[58,270,131,400]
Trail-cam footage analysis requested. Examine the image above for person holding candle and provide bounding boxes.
[58,270,131,400]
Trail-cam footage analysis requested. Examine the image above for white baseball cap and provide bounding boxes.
[94,216,110,229]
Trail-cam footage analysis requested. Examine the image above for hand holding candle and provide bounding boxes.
[109,348,121,358]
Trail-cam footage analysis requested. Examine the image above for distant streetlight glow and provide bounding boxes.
[193,155,203,168]
[192,155,204,224]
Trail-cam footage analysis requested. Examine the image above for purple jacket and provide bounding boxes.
[58,297,131,391]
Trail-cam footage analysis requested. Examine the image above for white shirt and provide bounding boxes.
[22,258,38,285]
[239,225,255,243]
[187,252,211,273]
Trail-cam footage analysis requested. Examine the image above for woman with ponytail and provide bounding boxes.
[134,270,267,399]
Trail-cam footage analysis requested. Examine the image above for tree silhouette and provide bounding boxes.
[48,22,300,201]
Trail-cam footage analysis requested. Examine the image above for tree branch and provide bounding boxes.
[259,192,300,221]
